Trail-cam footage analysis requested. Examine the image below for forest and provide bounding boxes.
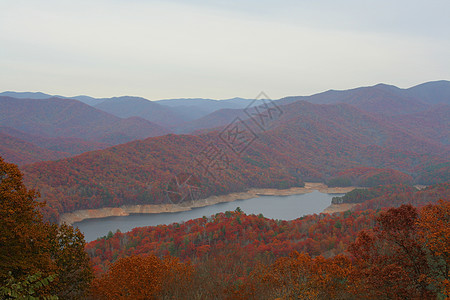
[20,99,449,223]
[2,156,449,299]
[2,0,450,294]
[79,182,450,299]
[1,82,449,299]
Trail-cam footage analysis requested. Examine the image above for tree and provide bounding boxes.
[238,252,353,299]
[46,223,93,299]
[417,200,450,298]
[91,254,193,299]
[0,156,93,298]
[349,204,434,299]
[0,271,58,300]
[0,157,53,282]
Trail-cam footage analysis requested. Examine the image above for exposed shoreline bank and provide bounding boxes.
[61,182,356,225]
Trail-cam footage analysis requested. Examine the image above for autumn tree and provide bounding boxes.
[349,204,434,299]
[417,200,450,298]
[0,157,53,282]
[237,252,353,299]
[46,223,93,299]
[0,156,93,298]
[91,254,193,299]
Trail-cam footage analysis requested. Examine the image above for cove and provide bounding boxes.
[75,190,343,242]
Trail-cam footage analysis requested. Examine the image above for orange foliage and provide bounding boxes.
[18,100,448,222]
[86,198,449,299]
[236,252,353,299]
[417,200,450,297]
[0,156,53,280]
[91,254,193,299]
[349,202,450,299]
[0,156,93,299]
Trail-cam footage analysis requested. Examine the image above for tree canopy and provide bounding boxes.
[0,156,93,299]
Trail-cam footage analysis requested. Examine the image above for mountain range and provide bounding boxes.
[0,81,448,221]
[0,96,169,164]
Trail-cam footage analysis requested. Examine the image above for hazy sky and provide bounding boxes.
[1,0,449,100]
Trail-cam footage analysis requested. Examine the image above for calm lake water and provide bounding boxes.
[75,190,343,242]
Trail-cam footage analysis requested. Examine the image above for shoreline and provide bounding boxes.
[60,182,356,225]
[322,203,358,214]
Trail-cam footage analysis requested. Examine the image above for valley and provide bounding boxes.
[1,81,449,299]
[3,2,450,297]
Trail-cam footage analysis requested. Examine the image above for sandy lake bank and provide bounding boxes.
[60,182,356,225]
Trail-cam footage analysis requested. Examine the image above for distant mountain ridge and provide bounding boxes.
[93,96,188,127]
[0,96,170,164]
[1,80,449,167]
[0,91,103,106]
[405,80,450,104]
[0,92,263,126]
[2,80,449,127]
[173,81,450,134]
[0,96,168,141]
[278,80,450,115]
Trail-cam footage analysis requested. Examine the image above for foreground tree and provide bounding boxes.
[349,203,450,299]
[46,223,93,299]
[0,157,54,281]
[91,254,193,299]
[417,200,450,298]
[0,156,93,298]
[0,271,57,299]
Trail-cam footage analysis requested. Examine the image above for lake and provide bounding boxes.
[75,190,343,242]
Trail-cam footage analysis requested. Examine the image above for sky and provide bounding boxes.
[1,0,449,100]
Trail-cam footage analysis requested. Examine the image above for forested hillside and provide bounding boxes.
[3,154,448,299]
[0,132,71,165]
[87,183,450,299]
[0,96,169,144]
[20,99,449,222]
[2,0,449,295]
[0,126,110,156]
[2,82,448,223]
[2,81,449,299]
[386,104,450,145]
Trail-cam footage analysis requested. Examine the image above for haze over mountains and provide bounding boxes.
[0,96,169,164]
[1,80,447,222]
[0,91,261,127]
[1,81,449,167]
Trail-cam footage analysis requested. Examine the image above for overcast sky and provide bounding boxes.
[1,0,449,100]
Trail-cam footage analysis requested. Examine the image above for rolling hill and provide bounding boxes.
[93,97,188,127]
[0,126,110,155]
[94,97,263,127]
[3,80,449,132]
[386,104,450,146]
[0,91,103,106]
[0,132,71,165]
[20,98,449,222]
[0,92,263,127]
[405,80,450,105]
[0,96,170,144]
[171,81,450,134]
[279,80,450,115]
[1,81,448,222]
[174,108,243,134]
